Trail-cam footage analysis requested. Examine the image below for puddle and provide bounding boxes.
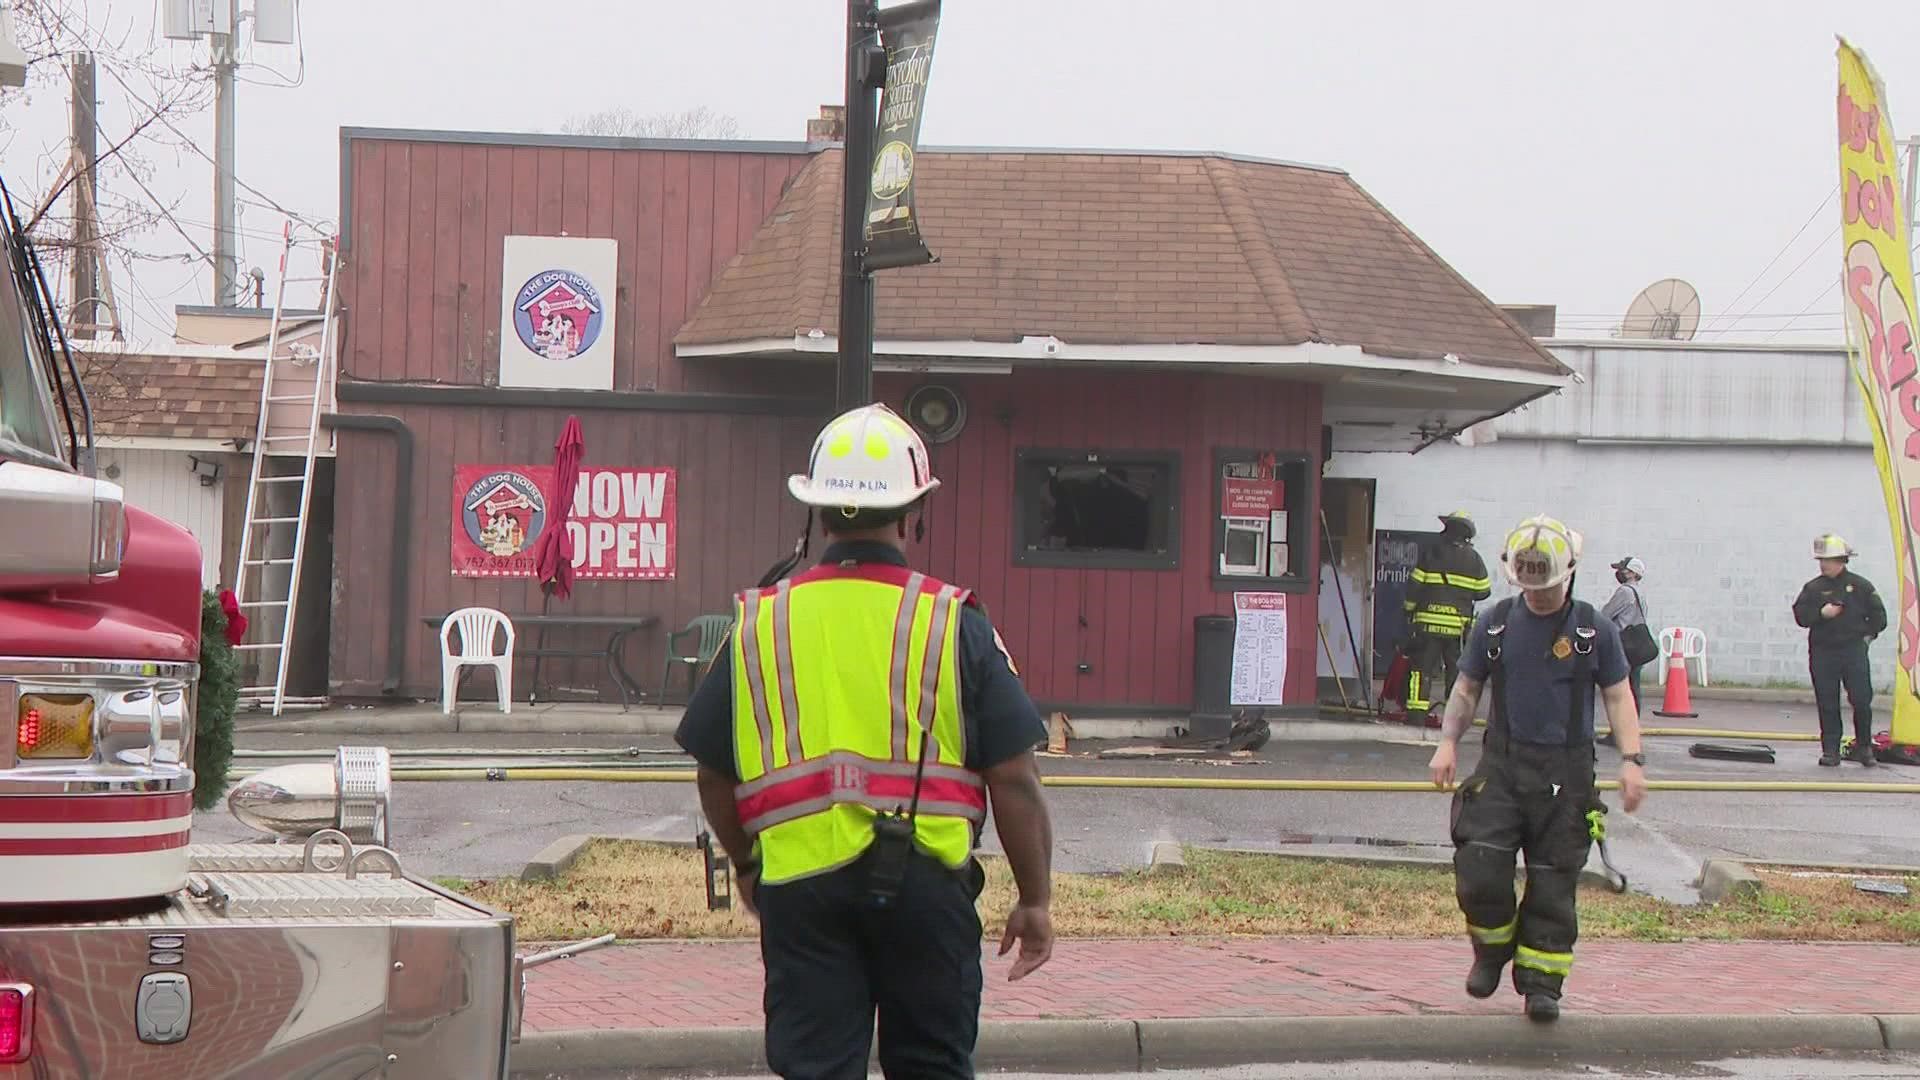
[1270,833,1435,848]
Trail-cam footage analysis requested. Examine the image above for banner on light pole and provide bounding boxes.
[865,0,941,271]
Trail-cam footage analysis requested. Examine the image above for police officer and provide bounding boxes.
[1404,511,1493,726]
[675,403,1057,1080]
[1427,515,1648,1022]
[1793,533,1888,767]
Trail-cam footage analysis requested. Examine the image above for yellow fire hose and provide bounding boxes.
[357,766,1920,794]
[1321,705,1822,743]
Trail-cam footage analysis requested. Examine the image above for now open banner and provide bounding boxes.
[452,464,677,580]
[1837,39,1920,751]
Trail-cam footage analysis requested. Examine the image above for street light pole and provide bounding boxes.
[836,0,882,411]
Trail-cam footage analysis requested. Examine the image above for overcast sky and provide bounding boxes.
[7,0,1920,346]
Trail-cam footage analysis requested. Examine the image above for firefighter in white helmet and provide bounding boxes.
[1428,515,1647,1023]
[674,403,1057,1079]
[1793,533,1887,767]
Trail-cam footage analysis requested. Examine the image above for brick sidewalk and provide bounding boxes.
[519,937,1920,1033]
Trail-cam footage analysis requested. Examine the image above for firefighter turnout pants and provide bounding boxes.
[1450,742,1597,998]
[1407,631,1464,723]
[1810,643,1874,758]
[757,847,988,1080]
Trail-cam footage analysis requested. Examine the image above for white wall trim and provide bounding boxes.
[75,340,270,361]
[678,334,1571,390]
[98,436,240,452]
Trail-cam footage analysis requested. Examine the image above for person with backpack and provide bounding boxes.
[1427,515,1648,1023]
[1600,556,1659,742]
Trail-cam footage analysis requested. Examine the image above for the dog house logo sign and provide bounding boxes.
[460,470,547,568]
[513,270,605,362]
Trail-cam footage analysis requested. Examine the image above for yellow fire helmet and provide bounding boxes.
[1501,514,1583,591]
[1812,533,1855,560]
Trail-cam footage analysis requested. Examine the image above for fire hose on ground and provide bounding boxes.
[220,765,1920,794]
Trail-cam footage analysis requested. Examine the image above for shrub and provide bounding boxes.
[195,590,239,812]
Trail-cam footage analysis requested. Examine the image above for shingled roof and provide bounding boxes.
[71,351,262,441]
[675,149,1563,376]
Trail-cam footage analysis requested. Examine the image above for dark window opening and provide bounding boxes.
[1014,450,1179,569]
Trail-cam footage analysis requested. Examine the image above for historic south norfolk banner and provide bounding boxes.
[865,0,941,271]
[452,464,677,580]
[1836,38,1920,753]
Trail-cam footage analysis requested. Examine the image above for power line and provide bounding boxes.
[1701,183,1839,334]
[95,58,327,233]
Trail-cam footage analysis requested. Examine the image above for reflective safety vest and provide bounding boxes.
[730,562,987,885]
[1405,538,1492,638]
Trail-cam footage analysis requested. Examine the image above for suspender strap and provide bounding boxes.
[1485,597,1514,755]
[1567,602,1596,749]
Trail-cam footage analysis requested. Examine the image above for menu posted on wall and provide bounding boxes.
[1229,592,1288,706]
[453,464,677,580]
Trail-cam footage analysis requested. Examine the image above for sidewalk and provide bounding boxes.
[520,936,1918,1031]
[511,937,1920,1073]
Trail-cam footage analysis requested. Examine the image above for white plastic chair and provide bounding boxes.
[441,607,515,715]
[1655,626,1709,687]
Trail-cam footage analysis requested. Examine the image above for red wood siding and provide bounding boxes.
[876,368,1324,711]
[340,135,812,393]
[328,367,1323,710]
[327,402,825,699]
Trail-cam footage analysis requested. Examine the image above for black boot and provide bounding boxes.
[1466,949,1507,999]
[1525,993,1561,1022]
[1820,752,1841,767]
[1852,745,1879,767]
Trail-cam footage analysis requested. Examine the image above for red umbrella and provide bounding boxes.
[532,415,585,600]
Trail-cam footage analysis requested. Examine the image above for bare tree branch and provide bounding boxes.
[559,105,743,140]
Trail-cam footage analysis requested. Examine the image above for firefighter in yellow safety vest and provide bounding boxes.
[1403,511,1492,725]
[675,403,1058,1080]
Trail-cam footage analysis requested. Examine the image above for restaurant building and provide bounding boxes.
[324,118,1567,717]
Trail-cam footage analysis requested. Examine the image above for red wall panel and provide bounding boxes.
[339,133,812,393]
[877,368,1324,711]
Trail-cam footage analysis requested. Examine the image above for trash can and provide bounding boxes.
[1191,614,1235,741]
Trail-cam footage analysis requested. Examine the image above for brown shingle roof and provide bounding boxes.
[71,351,262,441]
[675,149,1562,376]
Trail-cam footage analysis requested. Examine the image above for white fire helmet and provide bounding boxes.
[1813,533,1855,560]
[787,403,941,511]
[1501,514,1583,591]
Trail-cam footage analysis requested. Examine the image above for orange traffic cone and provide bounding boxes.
[1653,639,1698,719]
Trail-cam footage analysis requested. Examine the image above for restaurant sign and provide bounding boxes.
[452,464,676,580]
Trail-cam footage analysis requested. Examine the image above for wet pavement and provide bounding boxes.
[211,700,1920,888]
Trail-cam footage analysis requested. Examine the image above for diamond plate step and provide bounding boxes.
[193,871,436,919]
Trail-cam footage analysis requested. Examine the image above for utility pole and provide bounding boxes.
[67,51,97,333]
[836,0,884,410]
[210,0,239,306]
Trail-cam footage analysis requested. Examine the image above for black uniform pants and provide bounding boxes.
[1407,631,1463,721]
[757,848,985,1080]
[1450,742,1596,997]
[1810,644,1874,757]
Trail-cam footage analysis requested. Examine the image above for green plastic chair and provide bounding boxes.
[660,614,734,704]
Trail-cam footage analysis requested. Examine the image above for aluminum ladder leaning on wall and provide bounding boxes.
[232,222,338,716]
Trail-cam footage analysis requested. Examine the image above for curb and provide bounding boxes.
[522,835,595,883]
[509,1013,1913,1075]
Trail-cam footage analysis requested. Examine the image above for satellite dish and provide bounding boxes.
[1618,278,1701,341]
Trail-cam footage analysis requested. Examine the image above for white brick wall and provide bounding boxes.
[1329,439,1897,688]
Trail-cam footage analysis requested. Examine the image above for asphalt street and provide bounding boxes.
[213,698,1920,895]
[526,1052,1920,1080]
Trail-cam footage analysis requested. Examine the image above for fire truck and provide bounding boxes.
[0,15,582,1076]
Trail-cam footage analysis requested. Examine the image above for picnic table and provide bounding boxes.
[424,612,659,709]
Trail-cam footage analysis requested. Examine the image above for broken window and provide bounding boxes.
[1013,451,1178,569]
